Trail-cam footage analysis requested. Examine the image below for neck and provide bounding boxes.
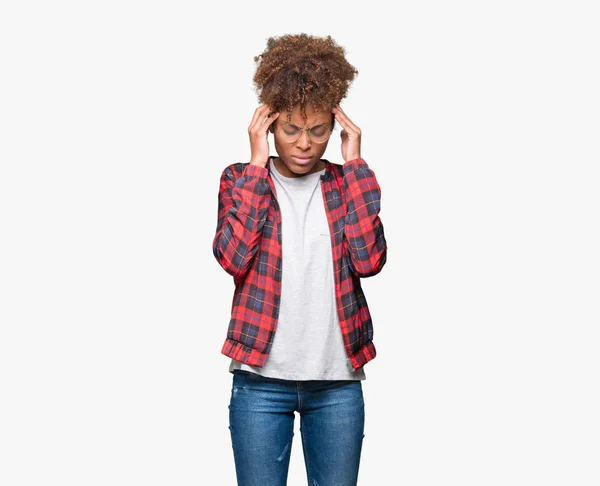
[273,157,324,178]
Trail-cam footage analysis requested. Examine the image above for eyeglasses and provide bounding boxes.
[275,122,334,144]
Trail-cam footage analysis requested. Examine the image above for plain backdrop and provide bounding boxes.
[1,1,599,485]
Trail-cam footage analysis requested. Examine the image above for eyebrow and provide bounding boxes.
[280,121,330,128]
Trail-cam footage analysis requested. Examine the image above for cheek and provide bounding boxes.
[273,136,286,151]
[317,142,329,153]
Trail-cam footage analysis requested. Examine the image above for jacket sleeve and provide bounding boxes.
[342,157,388,278]
[212,163,272,279]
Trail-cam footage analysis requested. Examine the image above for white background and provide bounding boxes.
[1,1,599,485]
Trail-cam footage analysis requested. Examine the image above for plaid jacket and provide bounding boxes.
[212,156,387,371]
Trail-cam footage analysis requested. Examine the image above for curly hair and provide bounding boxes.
[253,33,358,127]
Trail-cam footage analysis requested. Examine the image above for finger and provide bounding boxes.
[333,104,358,126]
[267,113,280,134]
[250,104,268,124]
[260,111,279,126]
[251,111,279,136]
[333,107,360,133]
[333,113,357,136]
[250,104,273,128]
[332,104,347,117]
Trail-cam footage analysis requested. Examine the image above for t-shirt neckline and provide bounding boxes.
[269,156,326,181]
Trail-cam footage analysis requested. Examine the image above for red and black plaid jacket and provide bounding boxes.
[212,156,387,371]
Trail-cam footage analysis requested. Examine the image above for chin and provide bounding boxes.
[275,153,323,177]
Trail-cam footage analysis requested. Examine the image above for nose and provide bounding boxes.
[296,130,312,149]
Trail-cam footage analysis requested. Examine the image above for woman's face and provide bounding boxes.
[269,104,333,178]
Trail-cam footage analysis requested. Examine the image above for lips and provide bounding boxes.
[291,155,313,164]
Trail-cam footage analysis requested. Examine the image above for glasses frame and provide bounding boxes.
[275,121,335,144]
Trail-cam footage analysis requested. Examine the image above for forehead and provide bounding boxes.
[280,104,330,126]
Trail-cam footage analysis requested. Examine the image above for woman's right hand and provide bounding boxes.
[248,104,279,167]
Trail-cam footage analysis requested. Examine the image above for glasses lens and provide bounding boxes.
[309,124,331,143]
[280,123,301,143]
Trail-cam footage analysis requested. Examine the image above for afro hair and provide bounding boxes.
[252,33,359,127]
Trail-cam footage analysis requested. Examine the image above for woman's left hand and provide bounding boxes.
[332,104,361,162]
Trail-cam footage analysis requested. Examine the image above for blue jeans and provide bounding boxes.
[228,369,365,486]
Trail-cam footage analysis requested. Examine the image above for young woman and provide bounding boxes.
[212,33,388,486]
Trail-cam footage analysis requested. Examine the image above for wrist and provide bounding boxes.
[249,158,268,168]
